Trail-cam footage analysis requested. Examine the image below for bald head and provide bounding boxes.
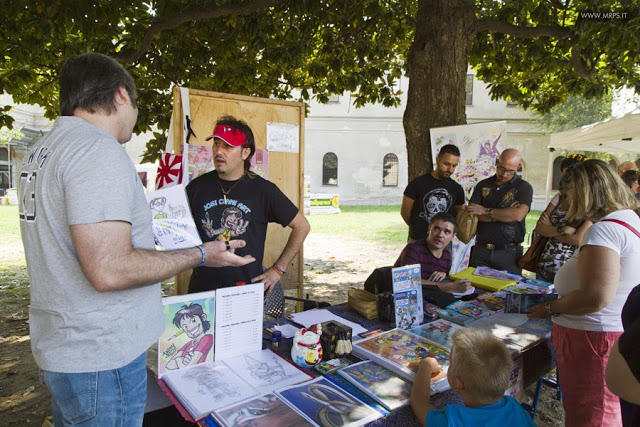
[500,148,521,165]
[495,148,521,185]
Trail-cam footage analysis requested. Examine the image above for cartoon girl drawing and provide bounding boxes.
[165,303,213,370]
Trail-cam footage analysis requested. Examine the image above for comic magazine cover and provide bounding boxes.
[213,392,309,427]
[474,291,508,309]
[435,308,475,326]
[338,360,412,411]
[391,264,424,329]
[446,300,492,321]
[352,329,450,384]
[408,319,464,349]
[158,291,216,377]
[504,293,558,314]
[276,377,382,427]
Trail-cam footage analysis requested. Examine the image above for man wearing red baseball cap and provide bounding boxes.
[187,115,310,295]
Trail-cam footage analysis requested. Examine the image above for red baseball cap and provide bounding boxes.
[205,124,247,147]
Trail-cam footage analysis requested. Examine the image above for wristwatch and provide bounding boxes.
[486,208,494,220]
[544,300,554,315]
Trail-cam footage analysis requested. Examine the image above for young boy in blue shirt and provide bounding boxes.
[410,328,535,426]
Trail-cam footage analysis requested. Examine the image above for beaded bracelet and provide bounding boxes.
[271,263,285,277]
[196,245,206,267]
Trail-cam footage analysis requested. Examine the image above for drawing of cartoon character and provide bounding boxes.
[205,206,249,240]
[150,196,168,219]
[165,303,213,370]
[244,354,286,384]
[184,365,241,401]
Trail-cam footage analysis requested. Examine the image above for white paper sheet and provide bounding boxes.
[266,122,299,153]
[273,323,299,339]
[288,309,367,336]
[214,283,264,361]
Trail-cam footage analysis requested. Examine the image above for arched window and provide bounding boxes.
[322,152,338,186]
[383,153,399,186]
[551,155,564,190]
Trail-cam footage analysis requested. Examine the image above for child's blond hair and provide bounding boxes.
[449,328,512,405]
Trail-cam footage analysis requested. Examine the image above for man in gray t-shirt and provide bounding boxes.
[18,53,254,426]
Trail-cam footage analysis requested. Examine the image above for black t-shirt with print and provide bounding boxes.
[404,173,465,240]
[469,174,533,245]
[186,171,298,292]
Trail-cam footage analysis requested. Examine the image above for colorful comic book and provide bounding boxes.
[435,308,475,326]
[524,277,555,290]
[352,328,450,393]
[472,266,522,282]
[391,264,424,329]
[337,361,412,411]
[503,293,558,314]
[474,291,508,309]
[446,300,493,321]
[408,319,464,349]
[504,282,555,295]
[423,302,441,321]
[468,298,504,313]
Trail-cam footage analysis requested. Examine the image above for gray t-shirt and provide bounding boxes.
[19,116,163,373]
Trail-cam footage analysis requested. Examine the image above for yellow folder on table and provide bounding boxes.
[450,267,517,291]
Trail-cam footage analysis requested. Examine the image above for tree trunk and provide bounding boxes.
[403,0,476,182]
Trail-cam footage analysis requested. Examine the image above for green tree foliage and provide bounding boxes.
[0,0,638,176]
[0,127,23,145]
[535,93,613,133]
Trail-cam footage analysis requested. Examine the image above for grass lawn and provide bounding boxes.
[0,204,21,244]
[0,205,29,316]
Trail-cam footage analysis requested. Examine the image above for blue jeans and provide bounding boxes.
[42,352,147,426]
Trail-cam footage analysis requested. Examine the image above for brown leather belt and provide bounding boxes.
[479,242,521,250]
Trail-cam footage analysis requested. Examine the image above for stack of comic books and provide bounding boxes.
[391,264,424,329]
[352,328,451,394]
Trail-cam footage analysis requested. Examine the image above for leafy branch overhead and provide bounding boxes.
[1,0,638,170]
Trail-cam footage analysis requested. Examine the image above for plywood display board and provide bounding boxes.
[172,88,306,297]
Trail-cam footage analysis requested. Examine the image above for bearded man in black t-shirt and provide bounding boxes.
[401,144,465,242]
[187,116,310,293]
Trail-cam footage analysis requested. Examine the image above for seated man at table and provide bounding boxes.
[410,328,535,426]
[394,212,471,294]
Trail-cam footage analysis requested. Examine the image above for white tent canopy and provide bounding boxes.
[545,109,640,203]
[549,109,640,154]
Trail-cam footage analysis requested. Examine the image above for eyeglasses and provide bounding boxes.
[496,165,518,175]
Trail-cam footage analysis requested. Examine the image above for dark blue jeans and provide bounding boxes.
[42,352,147,426]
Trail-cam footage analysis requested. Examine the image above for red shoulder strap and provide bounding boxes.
[601,219,640,239]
